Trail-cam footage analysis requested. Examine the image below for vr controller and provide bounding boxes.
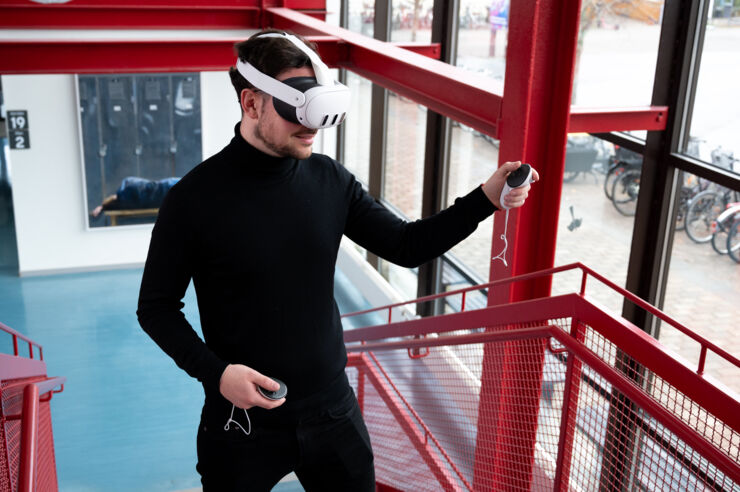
[499,163,534,210]
[258,378,288,401]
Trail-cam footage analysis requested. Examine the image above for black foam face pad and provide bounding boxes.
[272,76,319,125]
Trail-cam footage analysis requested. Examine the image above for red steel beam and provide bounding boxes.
[569,107,668,133]
[478,0,585,489]
[0,6,261,29]
[0,0,326,29]
[267,7,504,138]
[0,37,439,75]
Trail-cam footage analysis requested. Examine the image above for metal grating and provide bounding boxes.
[1,377,60,492]
[345,287,740,492]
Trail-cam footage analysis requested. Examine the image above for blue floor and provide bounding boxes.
[0,265,381,492]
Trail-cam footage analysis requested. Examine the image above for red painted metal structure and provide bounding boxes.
[342,263,740,490]
[0,322,65,492]
[0,1,688,489]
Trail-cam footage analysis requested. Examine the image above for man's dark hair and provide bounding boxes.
[228,29,318,104]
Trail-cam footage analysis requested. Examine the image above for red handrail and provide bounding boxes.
[0,321,44,360]
[342,263,740,371]
[15,377,66,492]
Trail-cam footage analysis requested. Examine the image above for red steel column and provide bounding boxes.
[475,0,583,489]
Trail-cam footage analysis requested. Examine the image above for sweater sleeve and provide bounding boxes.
[344,177,497,268]
[137,185,228,391]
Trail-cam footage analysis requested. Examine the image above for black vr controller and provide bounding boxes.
[258,378,288,400]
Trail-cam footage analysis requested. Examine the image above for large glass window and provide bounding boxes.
[390,0,434,43]
[663,175,740,393]
[456,0,508,82]
[379,90,428,299]
[572,1,664,107]
[552,134,642,313]
[342,72,372,185]
[683,7,740,176]
[383,91,426,221]
[348,0,374,37]
[446,123,499,282]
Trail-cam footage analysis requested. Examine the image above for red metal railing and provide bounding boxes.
[0,322,65,492]
[342,263,740,491]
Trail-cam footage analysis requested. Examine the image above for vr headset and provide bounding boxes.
[235,32,350,130]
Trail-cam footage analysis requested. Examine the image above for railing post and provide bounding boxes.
[553,319,586,490]
[19,383,39,492]
[357,365,365,414]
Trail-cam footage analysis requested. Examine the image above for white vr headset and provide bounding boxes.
[235,32,350,130]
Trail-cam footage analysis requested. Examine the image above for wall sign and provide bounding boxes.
[8,110,30,150]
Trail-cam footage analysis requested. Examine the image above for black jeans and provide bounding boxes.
[196,387,375,491]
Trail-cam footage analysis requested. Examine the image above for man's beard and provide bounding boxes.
[254,115,312,160]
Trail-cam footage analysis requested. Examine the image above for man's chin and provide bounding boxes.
[293,145,313,160]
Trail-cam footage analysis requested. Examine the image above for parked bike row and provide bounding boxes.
[564,138,740,264]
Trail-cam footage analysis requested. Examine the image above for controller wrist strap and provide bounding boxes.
[492,209,510,267]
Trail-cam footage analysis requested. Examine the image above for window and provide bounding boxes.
[552,134,641,313]
[682,7,740,176]
[379,90,428,298]
[572,1,664,107]
[348,0,374,37]
[342,72,372,185]
[446,124,499,282]
[456,0,508,82]
[662,174,740,393]
[390,0,434,43]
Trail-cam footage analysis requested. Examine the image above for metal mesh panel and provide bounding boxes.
[347,315,740,491]
[2,380,29,492]
[570,324,740,491]
[1,377,59,492]
[35,399,58,492]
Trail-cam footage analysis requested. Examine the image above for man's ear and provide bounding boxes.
[240,89,261,120]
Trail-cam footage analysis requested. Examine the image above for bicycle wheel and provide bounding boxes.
[611,168,640,216]
[674,186,692,232]
[728,219,740,264]
[685,190,723,243]
[603,163,624,200]
[711,220,730,255]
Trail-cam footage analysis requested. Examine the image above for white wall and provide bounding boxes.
[3,75,149,275]
[201,71,242,160]
[2,72,242,276]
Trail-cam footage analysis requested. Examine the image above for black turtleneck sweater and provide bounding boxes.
[137,125,496,416]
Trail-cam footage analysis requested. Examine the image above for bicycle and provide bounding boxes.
[728,217,740,264]
[604,146,642,200]
[711,202,740,255]
[611,166,641,216]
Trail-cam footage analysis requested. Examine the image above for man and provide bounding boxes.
[137,29,538,491]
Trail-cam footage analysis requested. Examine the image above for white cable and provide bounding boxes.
[224,404,252,436]
[491,209,510,267]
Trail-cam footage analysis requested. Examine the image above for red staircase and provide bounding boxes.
[0,322,65,492]
[343,263,740,491]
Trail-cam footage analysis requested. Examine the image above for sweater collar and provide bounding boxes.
[228,123,297,176]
